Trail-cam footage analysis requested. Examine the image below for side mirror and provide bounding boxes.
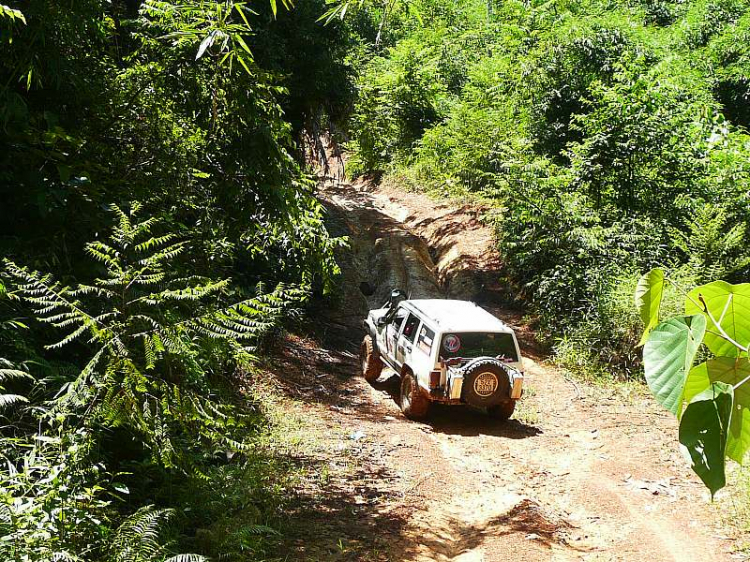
[376,317,387,327]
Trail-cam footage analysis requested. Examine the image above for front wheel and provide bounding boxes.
[360,335,383,383]
[487,400,516,420]
[400,372,430,420]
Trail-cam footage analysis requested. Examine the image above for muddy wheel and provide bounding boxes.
[400,371,430,420]
[360,335,383,383]
[487,400,516,420]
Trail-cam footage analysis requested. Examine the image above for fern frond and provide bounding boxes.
[0,394,28,409]
[46,322,94,350]
[53,346,106,412]
[134,233,177,253]
[165,555,209,562]
[142,278,229,304]
[109,506,173,562]
[0,368,33,383]
[4,260,98,333]
[136,241,187,266]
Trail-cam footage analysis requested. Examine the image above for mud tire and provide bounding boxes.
[487,400,516,420]
[360,335,383,383]
[400,371,430,420]
[460,358,511,408]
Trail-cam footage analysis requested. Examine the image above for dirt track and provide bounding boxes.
[266,174,738,561]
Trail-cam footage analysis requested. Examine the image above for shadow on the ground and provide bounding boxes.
[370,372,542,439]
[428,405,543,438]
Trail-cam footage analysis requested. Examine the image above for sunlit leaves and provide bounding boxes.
[685,281,750,357]
[643,315,706,416]
[639,273,750,494]
[635,268,664,346]
[0,4,25,25]
[141,0,261,75]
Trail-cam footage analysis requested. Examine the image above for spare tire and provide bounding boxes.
[460,358,511,408]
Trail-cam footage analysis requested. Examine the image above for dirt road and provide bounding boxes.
[266,174,738,561]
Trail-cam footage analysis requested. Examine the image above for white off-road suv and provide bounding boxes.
[360,291,524,420]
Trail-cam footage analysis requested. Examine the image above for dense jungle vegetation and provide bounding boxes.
[2,0,750,558]
[347,0,750,379]
[0,0,357,558]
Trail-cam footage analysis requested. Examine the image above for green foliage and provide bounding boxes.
[635,269,664,346]
[0,0,351,556]
[670,206,750,283]
[348,31,451,173]
[346,0,750,379]
[679,382,733,496]
[0,428,114,561]
[637,269,750,494]
[643,315,706,416]
[6,204,305,468]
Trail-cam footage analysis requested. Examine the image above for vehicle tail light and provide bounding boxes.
[429,370,441,388]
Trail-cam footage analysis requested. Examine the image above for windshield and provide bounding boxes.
[439,332,518,361]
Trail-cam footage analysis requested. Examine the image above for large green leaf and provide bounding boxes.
[679,382,733,498]
[635,269,665,346]
[685,281,750,357]
[684,357,750,463]
[643,315,706,416]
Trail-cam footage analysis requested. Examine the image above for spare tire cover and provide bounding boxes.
[460,358,511,408]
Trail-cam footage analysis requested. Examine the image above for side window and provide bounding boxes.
[390,307,408,331]
[417,325,435,355]
[401,313,421,343]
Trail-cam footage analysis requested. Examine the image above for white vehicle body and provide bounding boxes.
[363,298,524,406]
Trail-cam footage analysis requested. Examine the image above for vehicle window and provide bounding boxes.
[417,325,435,355]
[401,313,421,343]
[439,332,518,361]
[390,308,408,331]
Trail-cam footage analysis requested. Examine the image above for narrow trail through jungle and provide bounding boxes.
[266,168,737,561]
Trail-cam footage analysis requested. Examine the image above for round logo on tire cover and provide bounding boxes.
[443,334,461,353]
[474,372,498,397]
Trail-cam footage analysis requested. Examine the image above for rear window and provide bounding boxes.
[439,332,518,361]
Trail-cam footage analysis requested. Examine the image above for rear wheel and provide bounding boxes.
[400,372,430,420]
[360,335,383,383]
[487,400,516,420]
[460,358,511,408]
